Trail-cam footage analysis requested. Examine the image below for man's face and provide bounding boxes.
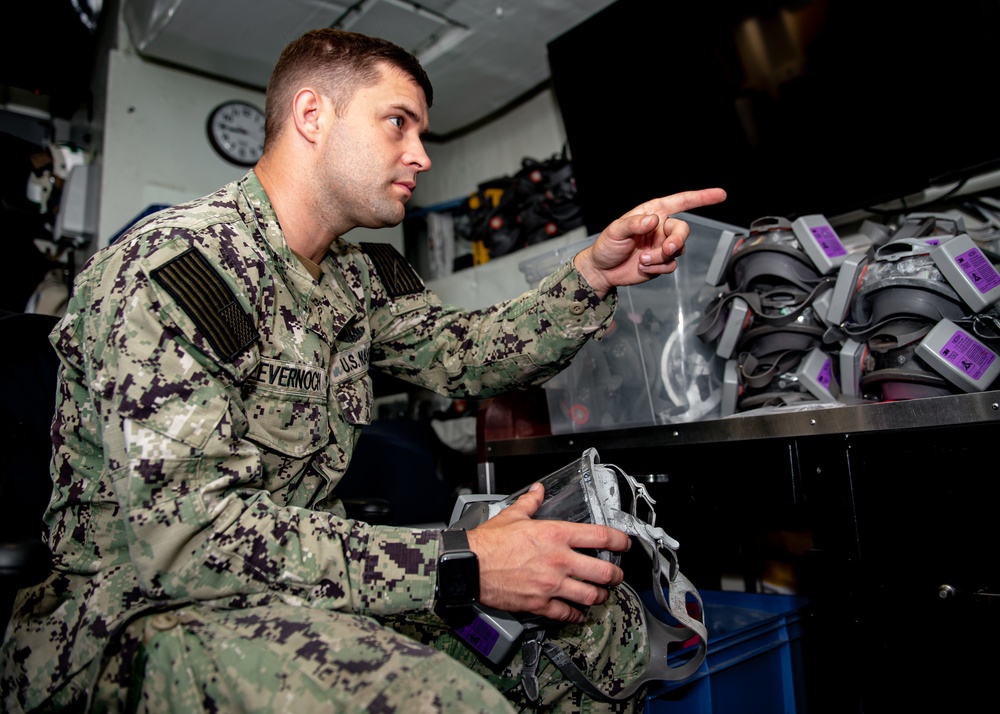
[321,64,432,229]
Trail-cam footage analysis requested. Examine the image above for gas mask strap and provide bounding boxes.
[531,582,708,703]
[739,349,807,389]
[538,636,626,703]
[519,626,546,703]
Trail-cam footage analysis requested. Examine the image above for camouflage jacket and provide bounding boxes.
[1,171,615,710]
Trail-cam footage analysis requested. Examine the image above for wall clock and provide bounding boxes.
[206,100,265,167]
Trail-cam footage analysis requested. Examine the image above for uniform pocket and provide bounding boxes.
[243,357,330,457]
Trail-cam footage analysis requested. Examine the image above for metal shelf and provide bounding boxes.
[484,389,1000,460]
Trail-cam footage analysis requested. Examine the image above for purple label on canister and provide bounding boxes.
[939,330,997,380]
[816,357,833,389]
[810,225,847,258]
[455,615,500,656]
[953,246,1000,294]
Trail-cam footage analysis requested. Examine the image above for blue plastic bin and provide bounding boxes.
[643,590,809,714]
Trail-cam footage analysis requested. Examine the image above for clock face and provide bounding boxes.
[207,101,265,167]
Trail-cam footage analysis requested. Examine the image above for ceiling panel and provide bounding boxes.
[122,0,616,140]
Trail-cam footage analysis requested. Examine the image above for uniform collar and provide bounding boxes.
[236,170,359,344]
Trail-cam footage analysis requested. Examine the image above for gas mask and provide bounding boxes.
[450,448,707,703]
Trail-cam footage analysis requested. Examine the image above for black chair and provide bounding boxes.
[0,311,59,638]
[339,419,455,527]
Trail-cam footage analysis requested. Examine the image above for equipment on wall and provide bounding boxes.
[464,147,584,263]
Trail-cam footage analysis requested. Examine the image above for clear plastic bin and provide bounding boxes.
[518,212,744,433]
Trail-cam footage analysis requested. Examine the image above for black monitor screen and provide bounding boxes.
[548,0,1000,231]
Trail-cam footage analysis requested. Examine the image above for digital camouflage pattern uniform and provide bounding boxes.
[1,171,649,713]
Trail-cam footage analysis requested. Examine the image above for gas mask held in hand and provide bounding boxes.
[447,448,707,703]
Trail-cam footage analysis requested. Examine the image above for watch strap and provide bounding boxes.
[440,528,470,553]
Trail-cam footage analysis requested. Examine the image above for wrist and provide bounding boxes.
[435,528,480,607]
[573,247,611,299]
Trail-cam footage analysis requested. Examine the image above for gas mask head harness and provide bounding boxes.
[451,448,707,703]
[733,306,829,390]
[697,216,834,345]
[850,307,1000,400]
[839,237,967,342]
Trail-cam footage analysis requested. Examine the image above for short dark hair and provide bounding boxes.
[264,28,434,148]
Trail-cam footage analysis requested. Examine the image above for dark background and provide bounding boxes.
[548,0,1000,231]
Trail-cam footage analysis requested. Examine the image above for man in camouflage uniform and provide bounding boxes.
[0,28,725,713]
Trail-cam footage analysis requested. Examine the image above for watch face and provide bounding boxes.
[207,101,265,167]
[438,551,480,605]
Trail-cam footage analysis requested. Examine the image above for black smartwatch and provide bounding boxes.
[436,528,479,607]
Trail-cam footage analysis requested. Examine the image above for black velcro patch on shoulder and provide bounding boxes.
[360,242,424,298]
[151,248,259,362]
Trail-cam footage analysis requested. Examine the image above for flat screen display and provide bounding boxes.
[548,0,1000,231]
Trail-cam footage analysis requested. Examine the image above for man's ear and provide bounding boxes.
[290,87,324,144]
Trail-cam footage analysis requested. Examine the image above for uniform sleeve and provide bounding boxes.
[47,237,440,620]
[363,250,617,397]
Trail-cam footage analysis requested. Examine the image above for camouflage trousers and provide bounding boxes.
[52,586,649,713]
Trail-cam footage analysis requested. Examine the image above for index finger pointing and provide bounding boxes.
[632,187,727,219]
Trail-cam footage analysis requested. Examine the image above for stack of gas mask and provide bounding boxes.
[825,213,1000,401]
[696,215,849,415]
